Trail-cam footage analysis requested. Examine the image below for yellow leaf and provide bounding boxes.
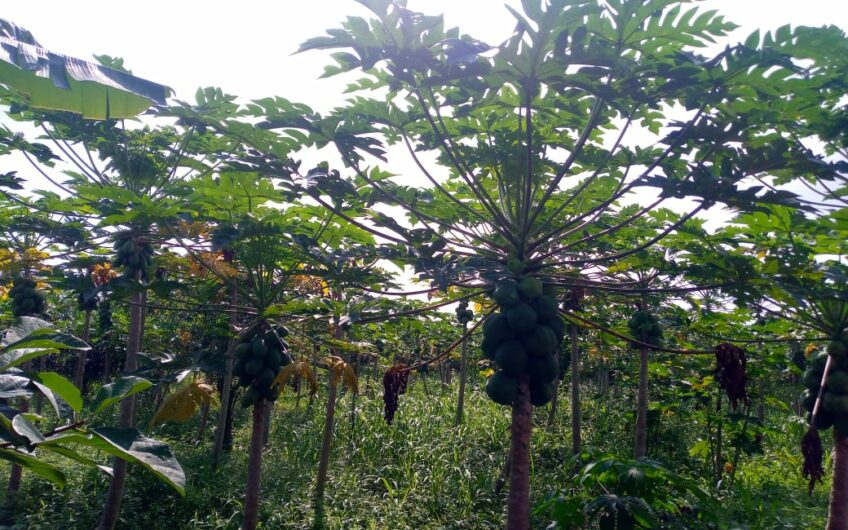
[148,381,218,429]
[342,364,358,393]
[805,344,818,357]
[92,263,118,287]
[272,361,319,396]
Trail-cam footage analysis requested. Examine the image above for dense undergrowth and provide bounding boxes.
[5,372,831,529]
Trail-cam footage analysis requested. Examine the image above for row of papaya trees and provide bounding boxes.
[0,0,846,528]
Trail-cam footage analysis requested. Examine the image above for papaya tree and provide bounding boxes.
[227,1,847,526]
[0,86,252,529]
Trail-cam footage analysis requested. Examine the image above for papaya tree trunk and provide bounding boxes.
[713,390,723,485]
[73,308,93,390]
[194,399,211,444]
[97,288,144,530]
[634,345,649,458]
[316,314,342,504]
[507,375,532,530]
[828,431,848,530]
[6,386,28,507]
[242,399,267,530]
[569,325,581,454]
[315,377,338,503]
[455,322,469,427]
[547,378,560,428]
[213,287,238,467]
[349,352,358,441]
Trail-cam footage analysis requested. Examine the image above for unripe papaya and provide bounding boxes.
[240,385,261,408]
[493,280,520,308]
[521,325,558,356]
[823,391,848,415]
[495,340,528,376]
[527,353,559,384]
[530,382,555,406]
[234,342,252,359]
[517,276,543,300]
[505,303,537,333]
[251,336,267,357]
[245,357,263,376]
[256,368,276,389]
[486,371,519,405]
[483,314,515,343]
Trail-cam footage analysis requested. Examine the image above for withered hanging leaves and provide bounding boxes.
[272,361,319,395]
[148,380,218,429]
[715,342,748,411]
[802,427,825,495]
[382,364,409,425]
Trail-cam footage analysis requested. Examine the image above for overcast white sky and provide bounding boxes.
[3,1,847,112]
[2,1,845,291]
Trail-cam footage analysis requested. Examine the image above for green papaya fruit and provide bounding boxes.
[240,385,260,408]
[267,348,283,372]
[527,353,558,384]
[234,342,252,359]
[245,357,264,376]
[823,391,848,415]
[486,372,519,405]
[251,336,268,357]
[530,382,555,407]
[521,325,558,356]
[813,410,834,430]
[256,368,276,389]
[804,367,824,389]
[505,303,537,333]
[517,276,543,300]
[532,295,560,323]
[828,370,848,394]
[481,334,500,360]
[495,340,528,376]
[493,280,521,308]
[483,314,515,343]
[507,258,525,274]
[121,240,136,254]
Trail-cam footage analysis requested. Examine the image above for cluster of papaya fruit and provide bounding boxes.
[9,277,46,317]
[455,299,473,325]
[627,310,662,345]
[112,231,153,279]
[803,339,848,434]
[77,291,98,312]
[234,324,292,408]
[482,275,565,407]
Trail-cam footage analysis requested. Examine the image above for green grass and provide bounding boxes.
[4,375,832,529]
